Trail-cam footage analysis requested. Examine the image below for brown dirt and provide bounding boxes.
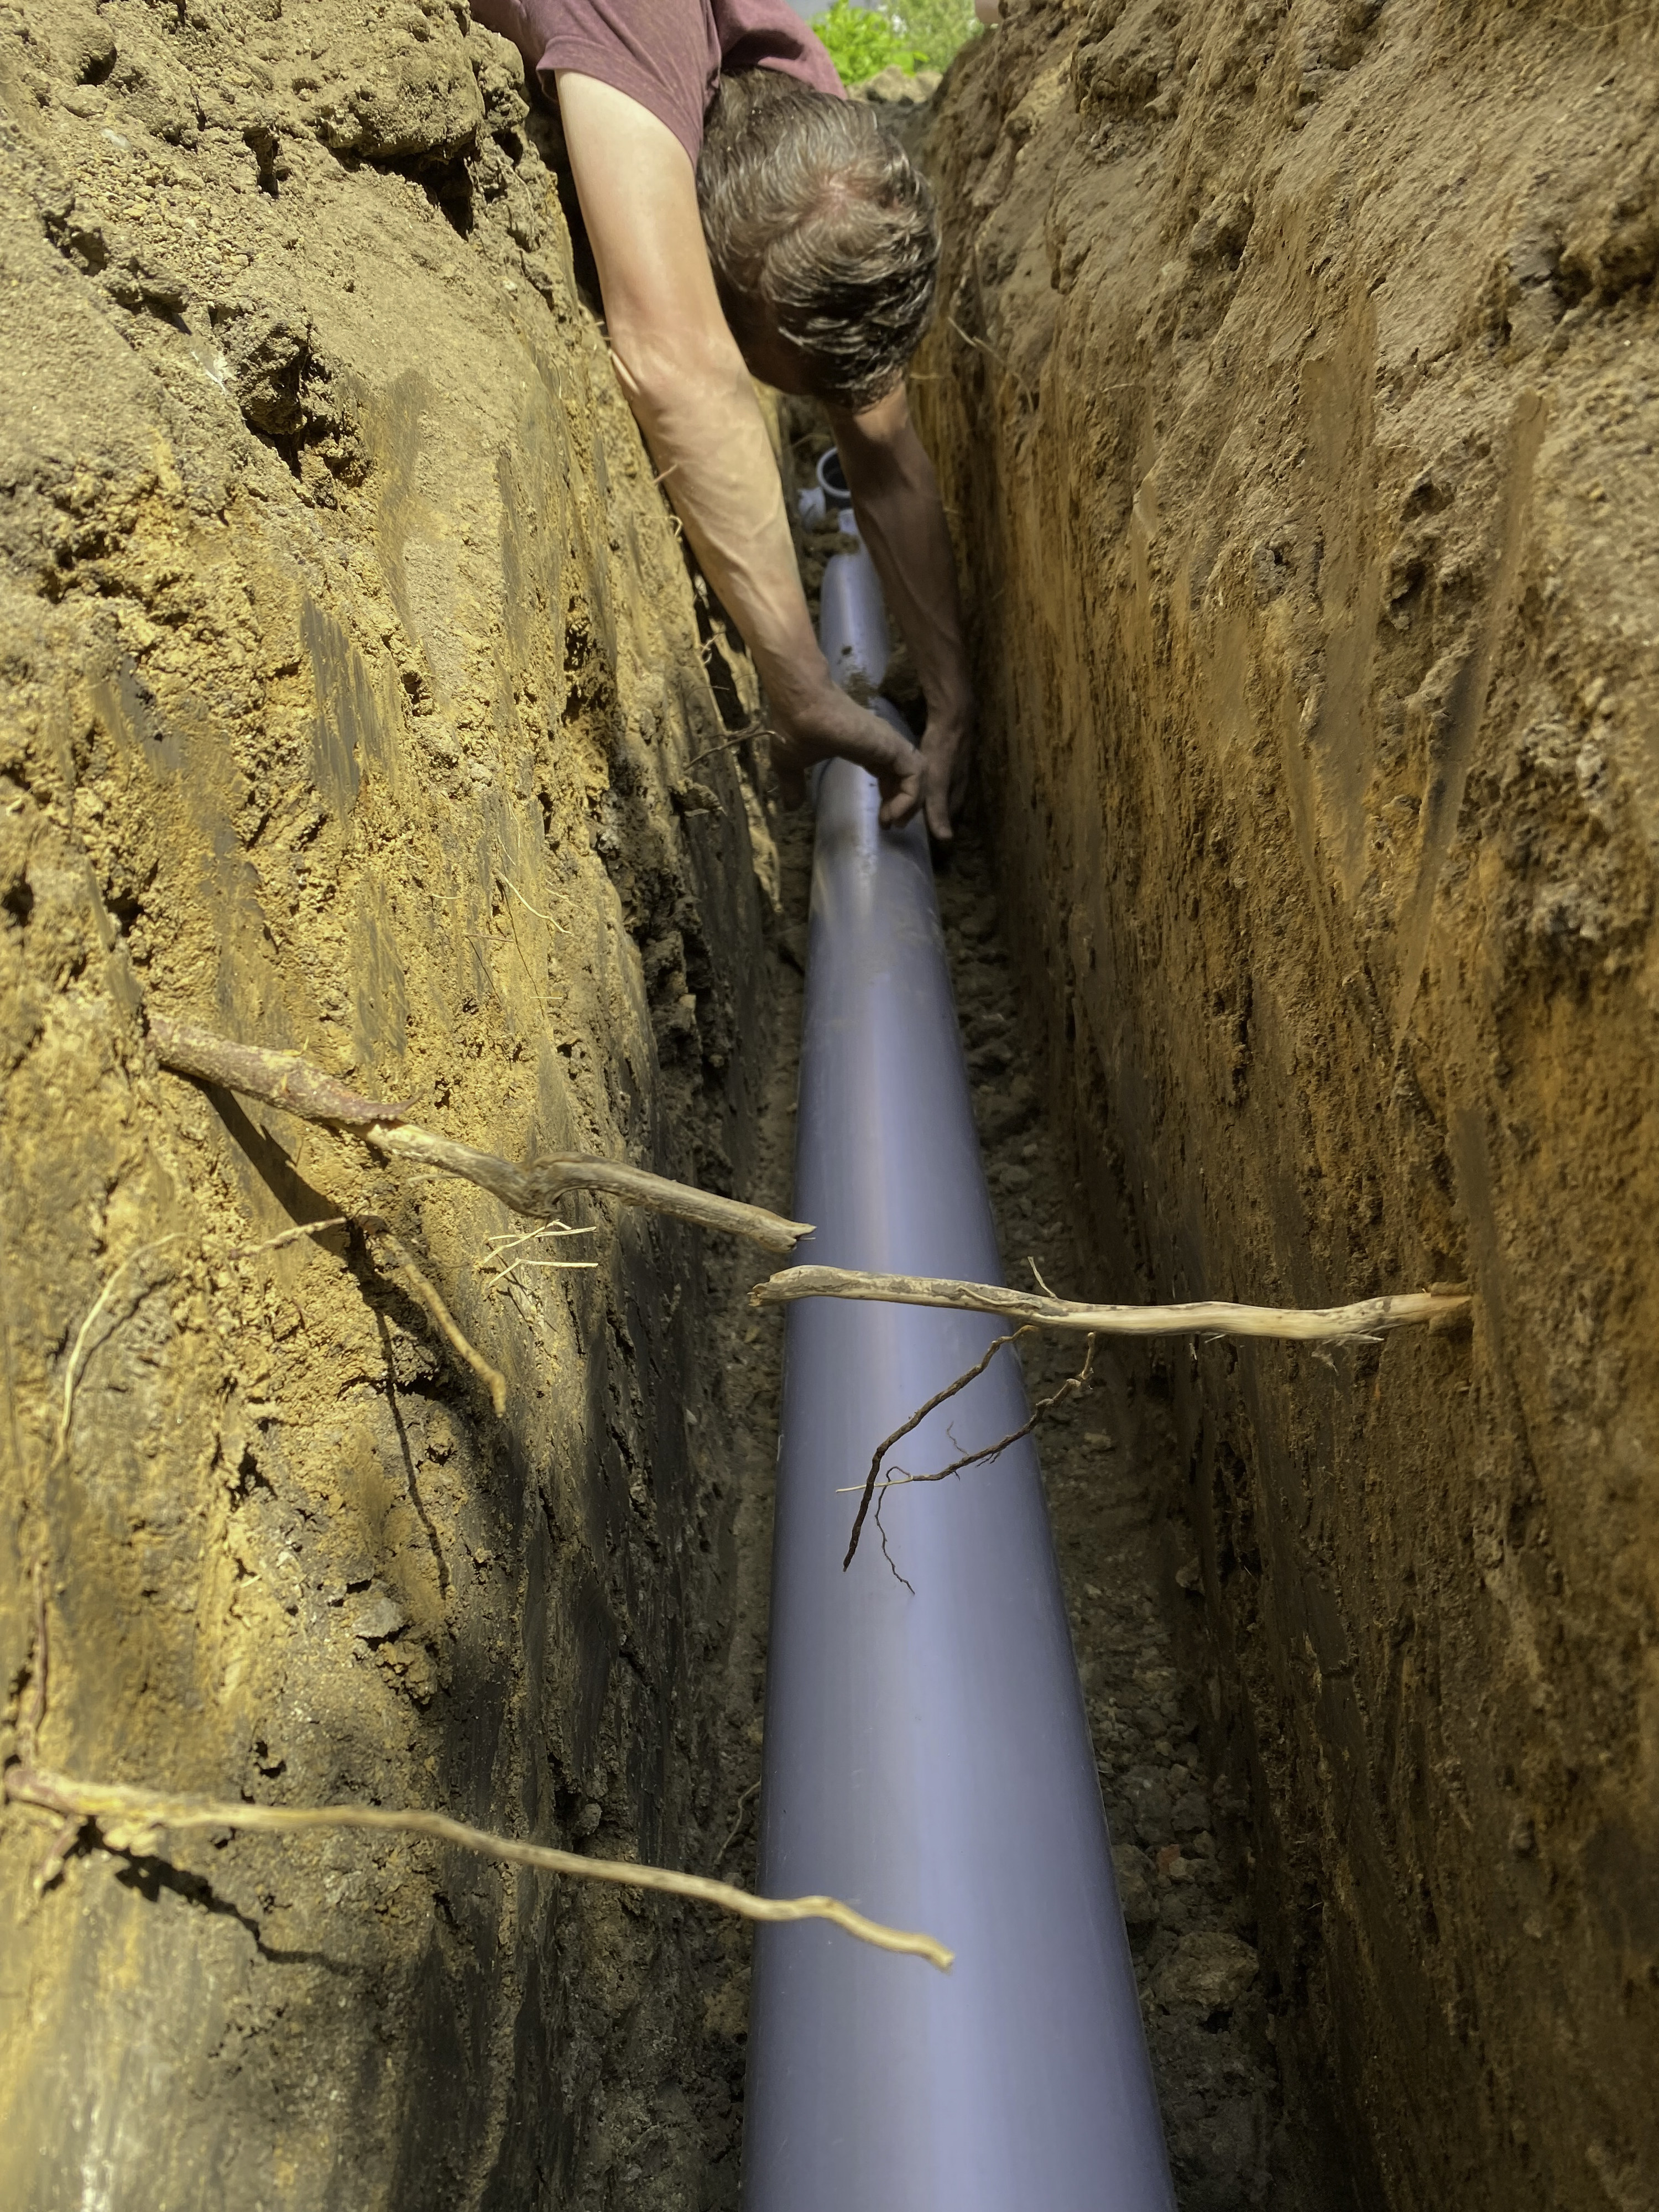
[7,0,1657,2203]
[0,6,795,2203]
[912,6,1659,2209]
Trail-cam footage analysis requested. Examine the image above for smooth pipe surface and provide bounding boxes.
[817,525,890,693]
[742,543,1175,2209]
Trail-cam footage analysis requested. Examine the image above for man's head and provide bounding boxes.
[697,71,940,414]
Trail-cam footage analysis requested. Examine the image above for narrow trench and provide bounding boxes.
[640,808,815,2212]
[634,404,1338,2206]
[679,804,1314,2208]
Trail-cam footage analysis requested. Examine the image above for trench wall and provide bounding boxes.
[0,6,774,2206]
[914,6,1658,2206]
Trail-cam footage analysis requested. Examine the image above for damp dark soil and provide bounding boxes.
[659,807,815,2210]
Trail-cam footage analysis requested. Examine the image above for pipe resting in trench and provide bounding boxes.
[741,492,1177,2209]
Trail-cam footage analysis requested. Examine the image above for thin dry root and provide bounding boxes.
[150,1016,811,1254]
[58,1235,185,1459]
[361,1218,508,1418]
[844,1334,1099,1575]
[754,1266,1472,1344]
[3,1766,951,1971]
[842,1328,1036,1571]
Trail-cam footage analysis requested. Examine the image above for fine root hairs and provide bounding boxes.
[755,1266,1473,1343]
[228,1215,352,1262]
[842,1327,1036,1572]
[150,1015,811,1254]
[3,1765,952,1971]
[717,1778,761,1865]
[479,1220,599,1290]
[684,722,775,773]
[494,871,568,933]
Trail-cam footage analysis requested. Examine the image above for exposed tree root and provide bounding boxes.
[2,1764,950,1968]
[56,1235,185,1460]
[847,1334,1100,1574]
[779,1259,1468,1572]
[4,1578,950,1970]
[358,1216,508,1418]
[841,1326,1037,1572]
[149,1016,812,1253]
[754,1265,1472,1342]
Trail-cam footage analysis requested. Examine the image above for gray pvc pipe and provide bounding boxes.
[741,518,1176,2209]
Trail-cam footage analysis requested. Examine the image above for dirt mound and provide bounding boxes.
[914,4,1658,2206]
[0,6,784,2203]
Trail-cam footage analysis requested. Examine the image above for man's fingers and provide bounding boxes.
[917,731,966,843]
[774,691,927,822]
[876,748,924,828]
[877,773,923,830]
[949,742,972,816]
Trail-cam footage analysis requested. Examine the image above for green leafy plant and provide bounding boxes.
[811,0,980,86]
[812,0,926,84]
[890,0,981,74]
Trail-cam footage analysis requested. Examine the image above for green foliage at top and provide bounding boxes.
[811,0,980,86]
[889,0,981,74]
[812,0,925,83]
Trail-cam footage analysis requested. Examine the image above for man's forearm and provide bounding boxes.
[831,393,974,838]
[613,351,925,816]
[615,352,825,719]
[831,405,972,726]
[554,70,923,821]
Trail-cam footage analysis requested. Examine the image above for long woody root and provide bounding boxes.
[7,1573,944,1965]
[149,1016,811,1255]
[754,1265,1472,1343]
[358,1216,508,1418]
[771,1269,1471,1573]
[1,1765,950,1970]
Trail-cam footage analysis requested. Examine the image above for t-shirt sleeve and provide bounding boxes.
[468,0,844,168]
[712,0,846,104]
[469,0,717,169]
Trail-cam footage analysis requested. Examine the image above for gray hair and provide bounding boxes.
[697,71,940,413]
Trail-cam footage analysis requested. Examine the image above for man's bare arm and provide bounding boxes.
[828,387,974,843]
[555,72,922,823]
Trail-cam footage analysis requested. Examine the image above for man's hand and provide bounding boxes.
[770,682,924,827]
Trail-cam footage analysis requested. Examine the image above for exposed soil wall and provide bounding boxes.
[0,6,784,2204]
[912,6,1659,2207]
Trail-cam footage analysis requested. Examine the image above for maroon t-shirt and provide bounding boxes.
[471,0,845,167]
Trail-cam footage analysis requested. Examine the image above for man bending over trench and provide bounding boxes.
[472,0,973,839]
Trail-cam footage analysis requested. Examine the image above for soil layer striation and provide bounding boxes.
[914,7,1659,2208]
